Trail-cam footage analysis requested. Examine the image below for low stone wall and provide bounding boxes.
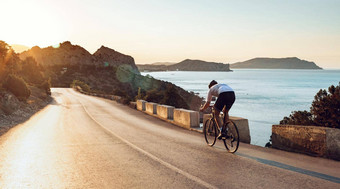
[145,102,157,115]
[157,105,175,120]
[173,109,200,129]
[203,114,251,144]
[272,125,340,161]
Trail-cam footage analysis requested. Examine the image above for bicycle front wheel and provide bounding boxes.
[203,118,217,146]
[223,121,239,153]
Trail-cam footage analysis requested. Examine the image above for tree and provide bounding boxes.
[0,41,21,80]
[311,83,340,128]
[281,82,340,129]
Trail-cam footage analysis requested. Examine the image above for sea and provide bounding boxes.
[141,69,340,147]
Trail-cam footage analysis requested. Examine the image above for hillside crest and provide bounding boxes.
[19,41,138,72]
[230,57,322,69]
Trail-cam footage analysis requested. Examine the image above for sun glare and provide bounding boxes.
[1,0,67,47]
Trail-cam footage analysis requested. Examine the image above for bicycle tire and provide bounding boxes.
[223,121,239,153]
[203,118,217,146]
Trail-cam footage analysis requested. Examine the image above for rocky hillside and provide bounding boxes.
[137,59,231,72]
[230,57,322,69]
[20,41,138,72]
[18,41,202,110]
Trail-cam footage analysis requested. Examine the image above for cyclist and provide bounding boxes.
[200,80,235,139]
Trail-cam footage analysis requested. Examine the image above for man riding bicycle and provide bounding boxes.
[200,80,235,139]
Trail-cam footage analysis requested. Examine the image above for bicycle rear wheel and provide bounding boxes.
[223,121,239,153]
[203,118,217,146]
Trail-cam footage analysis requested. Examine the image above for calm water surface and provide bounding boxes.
[142,69,340,146]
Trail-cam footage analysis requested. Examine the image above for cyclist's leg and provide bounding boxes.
[223,107,230,125]
[214,94,225,131]
[213,108,222,131]
[224,92,235,125]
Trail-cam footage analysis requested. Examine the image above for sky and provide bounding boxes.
[1,0,340,68]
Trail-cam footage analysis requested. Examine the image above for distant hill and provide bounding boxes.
[10,44,30,53]
[151,62,175,66]
[137,59,231,72]
[230,57,322,69]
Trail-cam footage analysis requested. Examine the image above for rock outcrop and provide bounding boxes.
[0,92,19,115]
[93,45,138,71]
[230,57,322,69]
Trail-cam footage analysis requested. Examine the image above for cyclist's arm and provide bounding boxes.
[200,101,211,111]
[200,90,213,111]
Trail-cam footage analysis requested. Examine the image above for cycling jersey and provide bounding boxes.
[206,84,234,103]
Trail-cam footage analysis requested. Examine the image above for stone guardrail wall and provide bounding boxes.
[272,125,340,161]
[137,100,250,144]
[137,100,200,129]
[203,114,251,144]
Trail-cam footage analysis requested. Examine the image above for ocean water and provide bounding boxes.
[141,69,340,147]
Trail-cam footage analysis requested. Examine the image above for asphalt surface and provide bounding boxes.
[0,88,339,188]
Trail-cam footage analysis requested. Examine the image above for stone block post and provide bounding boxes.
[137,100,146,111]
[173,109,200,129]
[157,105,175,120]
[145,102,157,115]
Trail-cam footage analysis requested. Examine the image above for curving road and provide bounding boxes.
[0,88,339,188]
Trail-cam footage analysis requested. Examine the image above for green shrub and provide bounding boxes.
[280,110,314,125]
[2,74,31,101]
[21,56,44,84]
[135,87,145,101]
[71,80,91,92]
[280,82,340,128]
[38,78,51,95]
[160,84,189,109]
[144,89,164,103]
[142,85,189,109]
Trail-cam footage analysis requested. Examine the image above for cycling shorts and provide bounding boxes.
[214,91,235,112]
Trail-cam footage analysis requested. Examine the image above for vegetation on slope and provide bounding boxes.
[0,40,51,115]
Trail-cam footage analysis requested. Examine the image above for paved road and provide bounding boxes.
[0,88,339,188]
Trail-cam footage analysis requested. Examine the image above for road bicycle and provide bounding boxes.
[203,108,239,153]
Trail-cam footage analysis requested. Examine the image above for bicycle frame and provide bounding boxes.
[211,107,226,132]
